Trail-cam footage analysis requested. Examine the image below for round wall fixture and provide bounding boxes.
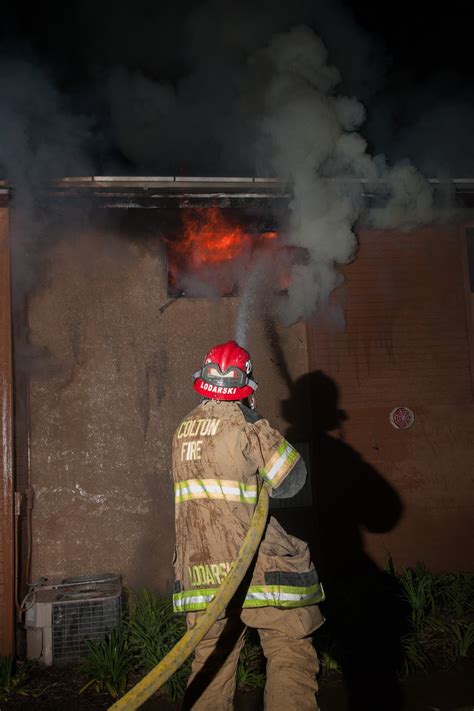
[390,406,415,429]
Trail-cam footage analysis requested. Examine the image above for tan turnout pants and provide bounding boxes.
[182,605,323,711]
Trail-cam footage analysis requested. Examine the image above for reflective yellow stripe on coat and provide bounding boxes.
[175,479,258,504]
[259,440,300,488]
[173,582,325,613]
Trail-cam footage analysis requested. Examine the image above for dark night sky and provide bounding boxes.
[1,0,473,177]
[4,1,473,79]
[352,1,474,79]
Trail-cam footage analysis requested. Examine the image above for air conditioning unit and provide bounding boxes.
[25,573,122,665]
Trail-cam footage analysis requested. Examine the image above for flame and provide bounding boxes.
[167,207,278,287]
[176,207,252,266]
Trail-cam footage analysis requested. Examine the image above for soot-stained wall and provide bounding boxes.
[25,216,474,592]
[27,213,308,591]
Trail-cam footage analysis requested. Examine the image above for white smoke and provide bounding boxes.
[0,52,98,377]
[0,57,94,192]
[235,25,435,325]
[234,253,275,347]
[107,17,438,335]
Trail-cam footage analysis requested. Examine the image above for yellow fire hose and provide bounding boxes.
[109,485,270,711]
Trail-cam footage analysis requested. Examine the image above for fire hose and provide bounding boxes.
[108,485,270,711]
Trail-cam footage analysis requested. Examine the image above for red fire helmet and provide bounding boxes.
[193,340,258,401]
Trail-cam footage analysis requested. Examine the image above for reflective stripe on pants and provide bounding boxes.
[182,605,323,711]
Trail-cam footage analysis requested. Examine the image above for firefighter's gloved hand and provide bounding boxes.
[269,457,307,499]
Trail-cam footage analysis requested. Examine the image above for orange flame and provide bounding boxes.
[167,207,278,286]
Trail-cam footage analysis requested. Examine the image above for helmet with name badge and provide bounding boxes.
[193,340,258,401]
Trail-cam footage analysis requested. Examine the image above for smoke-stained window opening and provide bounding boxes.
[466,228,474,292]
[164,206,303,299]
[45,176,296,298]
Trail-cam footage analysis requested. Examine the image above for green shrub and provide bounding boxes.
[313,623,341,675]
[315,561,474,678]
[79,628,130,698]
[78,565,474,699]
[318,646,342,674]
[236,631,265,689]
[0,656,34,701]
[399,631,431,676]
[397,565,474,674]
[398,564,438,632]
[125,589,191,702]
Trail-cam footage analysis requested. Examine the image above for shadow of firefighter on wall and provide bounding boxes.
[281,370,408,711]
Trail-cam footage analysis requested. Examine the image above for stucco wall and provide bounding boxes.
[27,218,474,593]
[28,216,308,592]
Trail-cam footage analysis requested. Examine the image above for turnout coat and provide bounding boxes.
[172,399,324,613]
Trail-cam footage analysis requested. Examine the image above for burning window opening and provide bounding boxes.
[165,206,305,298]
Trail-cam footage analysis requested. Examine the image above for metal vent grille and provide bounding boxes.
[52,594,121,663]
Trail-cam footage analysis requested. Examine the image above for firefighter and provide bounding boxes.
[172,340,325,711]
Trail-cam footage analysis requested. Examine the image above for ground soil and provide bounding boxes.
[1,660,473,711]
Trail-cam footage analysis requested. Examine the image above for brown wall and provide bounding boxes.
[24,220,474,599]
[27,221,308,592]
[307,226,474,572]
[0,206,14,655]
